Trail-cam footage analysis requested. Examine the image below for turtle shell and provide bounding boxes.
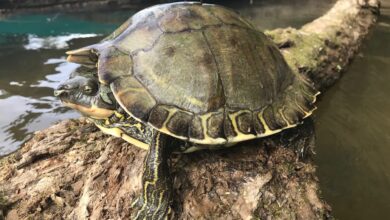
[67,2,319,145]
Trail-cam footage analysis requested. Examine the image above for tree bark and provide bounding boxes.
[0,0,380,219]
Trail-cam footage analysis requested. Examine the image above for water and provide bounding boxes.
[0,0,388,219]
[0,13,117,154]
[315,2,390,218]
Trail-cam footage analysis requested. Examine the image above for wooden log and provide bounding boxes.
[0,0,379,219]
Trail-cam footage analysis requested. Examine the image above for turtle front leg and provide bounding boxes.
[132,131,173,220]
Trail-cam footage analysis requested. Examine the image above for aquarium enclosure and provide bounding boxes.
[0,0,389,219]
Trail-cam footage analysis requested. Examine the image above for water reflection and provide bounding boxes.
[0,32,107,154]
[24,33,99,50]
[34,58,80,88]
[0,9,125,154]
[0,57,81,154]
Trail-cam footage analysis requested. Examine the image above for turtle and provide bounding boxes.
[54,2,319,219]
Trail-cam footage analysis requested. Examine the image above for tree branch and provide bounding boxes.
[266,0,380,90]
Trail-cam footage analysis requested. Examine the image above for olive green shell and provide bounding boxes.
[68,2,318,145]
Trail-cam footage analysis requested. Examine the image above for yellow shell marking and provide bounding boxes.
[154,107,185,139]
[278,108,291,127]
[186,97,204,108]
[257,109,283,137]
[256,108,302,137]
[294,98,311,118]
[227,110,256,143]
[188,112,226,145]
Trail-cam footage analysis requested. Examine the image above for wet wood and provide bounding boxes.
[0,0,379,219]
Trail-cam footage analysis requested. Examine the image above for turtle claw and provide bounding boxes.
[131,196,171,220]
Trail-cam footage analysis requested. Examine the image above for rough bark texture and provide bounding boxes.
[266,0,380,91]
[0,0,379,219]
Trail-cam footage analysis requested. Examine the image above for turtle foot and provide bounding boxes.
[131,197,172,220]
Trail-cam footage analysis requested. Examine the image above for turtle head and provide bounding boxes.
[54,66,117,119]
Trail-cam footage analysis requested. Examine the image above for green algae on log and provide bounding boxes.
[0,0,380,219]
[266,0,380,90]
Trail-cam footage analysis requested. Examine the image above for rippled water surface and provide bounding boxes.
[0,0,389,219]
[0,13,119,154]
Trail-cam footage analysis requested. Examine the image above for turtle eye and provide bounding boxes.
[83,85,95,95]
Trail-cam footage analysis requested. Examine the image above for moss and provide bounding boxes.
[0,190,9,219]
[0,194,6,207]
[0,151,19,171]
[266,28,325,74]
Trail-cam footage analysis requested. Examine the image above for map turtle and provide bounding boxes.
[55,2,319,219]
